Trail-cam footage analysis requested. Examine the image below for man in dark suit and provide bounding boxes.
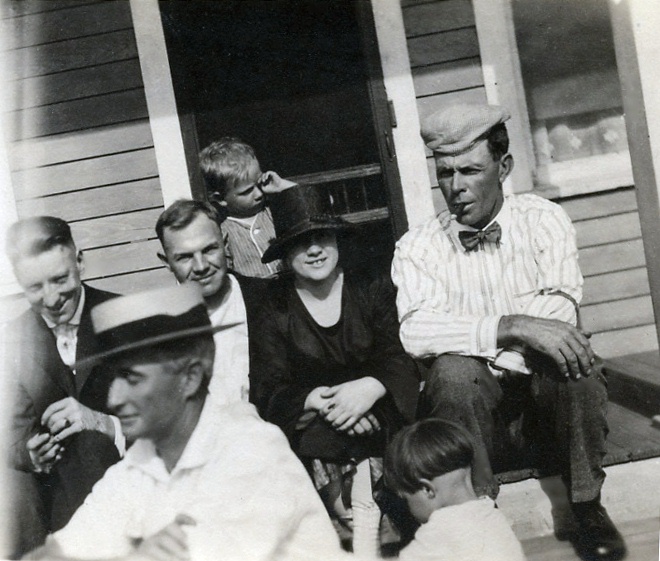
[156,199,267,406]
[4,216,121,557]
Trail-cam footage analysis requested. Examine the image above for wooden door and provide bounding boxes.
[159,0,405,273]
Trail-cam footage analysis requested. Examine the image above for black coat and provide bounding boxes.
[5,284,119,553]
[250,272,420,462]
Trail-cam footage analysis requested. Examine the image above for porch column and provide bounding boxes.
[609,0,660,347]
[370,0,434,228]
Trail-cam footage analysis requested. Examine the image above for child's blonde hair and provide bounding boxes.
[199,137,260,199]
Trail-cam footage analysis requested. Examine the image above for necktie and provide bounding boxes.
[458,222,502,252]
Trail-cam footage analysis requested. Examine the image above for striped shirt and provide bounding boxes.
[221,208,284,278]
[392,194,582,370]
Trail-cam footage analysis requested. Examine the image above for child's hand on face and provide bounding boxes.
[258,171,297,194]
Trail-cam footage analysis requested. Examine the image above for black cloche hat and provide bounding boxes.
[261,184,351,263]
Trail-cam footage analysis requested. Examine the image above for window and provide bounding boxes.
[474,0,633,197]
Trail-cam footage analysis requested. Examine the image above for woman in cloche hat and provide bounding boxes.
[250,185,420,556]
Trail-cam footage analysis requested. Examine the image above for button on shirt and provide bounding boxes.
[46,401,348,561]
[392,194,582,373]
[208,274,250,405]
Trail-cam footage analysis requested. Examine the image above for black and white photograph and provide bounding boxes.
[0,1,659,560]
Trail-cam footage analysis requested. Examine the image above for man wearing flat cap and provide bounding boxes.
[27,284,349,561]
[392,103,625,561]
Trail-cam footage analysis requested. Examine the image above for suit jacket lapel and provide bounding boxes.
[75,285,101,393]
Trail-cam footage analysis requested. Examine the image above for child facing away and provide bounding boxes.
[384,419,525,561]
[199,138,296,278]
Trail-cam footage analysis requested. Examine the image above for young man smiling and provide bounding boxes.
[4,217,121,556]
[155,200,267,406]
[392,104,625,561]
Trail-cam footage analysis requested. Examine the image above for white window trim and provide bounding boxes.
[129,0,193,207]
[472,0,633,198]
[370,0,435,228]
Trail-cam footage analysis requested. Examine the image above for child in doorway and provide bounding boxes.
[384,419,525,561]
[199,138,296,278]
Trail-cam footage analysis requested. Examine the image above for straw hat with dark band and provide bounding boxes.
[261,184,351,264]
[76,284,234,369]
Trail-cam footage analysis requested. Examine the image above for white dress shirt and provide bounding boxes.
[43,288,86,369]
[392,194,582,373]
[47,401,349,561]
[208,274,250,405]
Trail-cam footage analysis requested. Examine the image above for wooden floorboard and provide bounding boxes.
[496,401,660,484]
[605,352,660,419]
[605,402,660,464]
[607,351,660,386]
[521,517,659,561]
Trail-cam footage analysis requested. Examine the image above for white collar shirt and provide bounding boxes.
[43,287,85,370]
[207,274,250,404]
[47,401,348,561]
[392,194,582,373]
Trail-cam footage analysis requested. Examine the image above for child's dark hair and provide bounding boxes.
[199,137,260,199]
[384,419,475,494]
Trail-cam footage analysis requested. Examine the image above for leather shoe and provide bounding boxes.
[571,498,627,561]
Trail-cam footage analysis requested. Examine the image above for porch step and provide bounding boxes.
[521,516,659,561]
[604,351,660,419]
[497,457,660,542]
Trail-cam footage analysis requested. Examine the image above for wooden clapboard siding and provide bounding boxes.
[402,0,487,206]
[7,59,145,112]
[557,187,657,358]
[591,325,659,359]
[3,0,169,306]
[69,209,163,250]
[4,1,132,50]
[83,239,163,279]
[13,148,158,199]
[7,89,149,141]
[88,268,176,296]
[16,179,163,223]
[10,120,154,170]
[7,29,138,81]
[412,58,483,97]
[582,268,650,306]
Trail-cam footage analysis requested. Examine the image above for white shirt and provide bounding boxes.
[47,401,348,561]
[392,194,582,372]
[43,287,86,368]
[208,274,250,405]
[398,496,525,561]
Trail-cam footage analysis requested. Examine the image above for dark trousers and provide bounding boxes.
[420,354,609,503]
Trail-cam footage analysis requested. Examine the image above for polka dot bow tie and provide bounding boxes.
[458,222,502,252]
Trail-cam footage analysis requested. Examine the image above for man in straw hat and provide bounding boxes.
[391,103,625,561]
[4,216,121,556]
[26,284,349,561]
